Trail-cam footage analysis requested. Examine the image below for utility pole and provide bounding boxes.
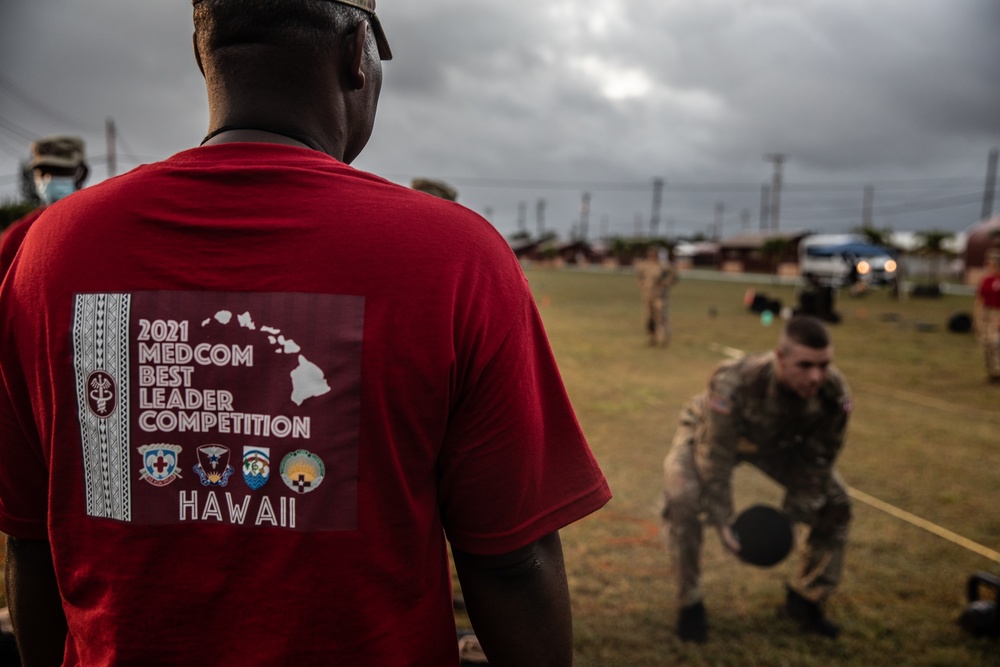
[764,153,786,230]
[714,202,724,241]
[650,177,664,237]
[759,183,770,231]
[983,147,998,221]
[579,192,591,241]
[862,185,874,228]
[106,117,117,178]
[536,199,546,237]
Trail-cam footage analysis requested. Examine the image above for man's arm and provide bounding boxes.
[452,531,572,667]
[5,536,67,667]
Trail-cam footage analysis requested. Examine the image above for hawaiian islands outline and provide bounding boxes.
[201,310,331,406]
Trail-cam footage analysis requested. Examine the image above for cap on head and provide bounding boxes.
[326,0,392,60]
[31,135,87,170]
[192,0,392,60]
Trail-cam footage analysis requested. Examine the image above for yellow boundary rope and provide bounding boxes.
[847,486,1000,565]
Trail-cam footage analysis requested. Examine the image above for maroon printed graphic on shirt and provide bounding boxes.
[77,291,363,532]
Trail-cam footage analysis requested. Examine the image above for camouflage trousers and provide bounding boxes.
[662,424,851,608]
[981,309,1000,379]
[642,294,670,345]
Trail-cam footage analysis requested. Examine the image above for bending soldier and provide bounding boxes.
[662,315,852,642]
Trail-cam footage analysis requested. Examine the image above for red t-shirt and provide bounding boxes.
[979,272,1000,309]
[0,144,611,665]
[0,207,44,279]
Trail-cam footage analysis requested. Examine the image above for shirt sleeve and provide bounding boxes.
[437,287,611,556]
[694,368,742,527]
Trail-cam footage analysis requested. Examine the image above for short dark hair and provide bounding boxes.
[782,315,830,350]
[193,0,370,60]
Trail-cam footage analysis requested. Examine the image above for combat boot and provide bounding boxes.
[677,601,708,643]
[782,585,841,638]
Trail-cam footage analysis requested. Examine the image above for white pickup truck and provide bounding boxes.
[799,234,898,288]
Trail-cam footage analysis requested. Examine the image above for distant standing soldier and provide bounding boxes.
[661,315,852,642]
[974,248,1000,382]
[636,246,677,346]
[0,135,89,277]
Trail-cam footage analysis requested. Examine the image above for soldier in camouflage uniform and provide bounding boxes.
[636,246,677,346]
[662,315,851,642]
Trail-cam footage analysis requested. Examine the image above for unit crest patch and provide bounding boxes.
[280,450,326,494]
[242,446,271,490]
[194,444,236,487]
[138,444,183,487]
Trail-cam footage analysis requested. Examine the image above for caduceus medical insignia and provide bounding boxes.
[86,371,117,417]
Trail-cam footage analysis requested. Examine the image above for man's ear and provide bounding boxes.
[346,19,369,90]
[193,32,205,76]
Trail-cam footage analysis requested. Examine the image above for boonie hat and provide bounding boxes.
[411,178,458,201]
[31,135,86,170]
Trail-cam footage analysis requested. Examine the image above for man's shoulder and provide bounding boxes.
[705,353,771,413]
[819,365,852,412]
[712,352,772,387]
[1,208,44,243]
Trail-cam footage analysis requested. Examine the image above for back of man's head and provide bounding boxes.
[781,315,830,350]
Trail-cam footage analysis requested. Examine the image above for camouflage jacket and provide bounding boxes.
[636,258,677,297]
[683,352,851,527]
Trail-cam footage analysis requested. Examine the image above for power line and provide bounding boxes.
[0,73,93,131]
[0,115,39,142]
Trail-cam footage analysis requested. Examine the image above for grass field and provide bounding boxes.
[471,267,997,666]
[3,267,998,665]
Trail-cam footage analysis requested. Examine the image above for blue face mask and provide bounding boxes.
[35,175,78,205]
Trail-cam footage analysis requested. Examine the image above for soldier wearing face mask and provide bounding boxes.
[0,135,89,277]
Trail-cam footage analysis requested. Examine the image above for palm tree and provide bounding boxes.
[761,238,790,273]
[854,225,894,249]
[913,229,954,284]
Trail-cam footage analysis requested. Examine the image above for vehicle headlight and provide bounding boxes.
[857,260,870,275]
[885,259,897,273]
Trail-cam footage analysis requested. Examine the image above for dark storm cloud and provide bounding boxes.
[1,0,997,236]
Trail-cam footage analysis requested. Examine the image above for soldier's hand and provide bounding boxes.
[717,524,741,555]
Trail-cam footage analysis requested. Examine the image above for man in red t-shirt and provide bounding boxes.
[974,249,1000,382]
[0,2,611,665]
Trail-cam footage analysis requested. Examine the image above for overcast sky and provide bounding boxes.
[2,0,998,240]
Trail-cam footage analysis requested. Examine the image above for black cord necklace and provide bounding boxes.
[200,125,325,152]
